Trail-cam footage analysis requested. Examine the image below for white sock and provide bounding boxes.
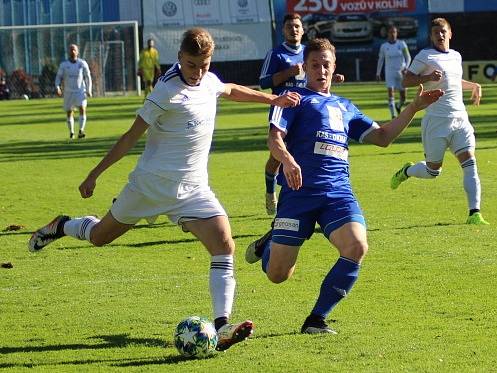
[67,117,74,134]
[388,98,396,117]
[63,216,100,241]
[79,115,87,132]
[461,157,481,210]
[209,255,235,320]
[406,161,440,179]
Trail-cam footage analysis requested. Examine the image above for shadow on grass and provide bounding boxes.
[368,222,458,232]
[1,118,496,162]
[0,334,168,354]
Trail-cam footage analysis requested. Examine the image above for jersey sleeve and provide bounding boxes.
[376,44,385,76]
[82,60,92,94]
[259,50,278,89]
[401,41,412,67]
[136,100,163,127]
[269,96,298,133]
[408,51,428,75]
[210,72,226,97]
[55,62,64,88]
[346,103,378,143]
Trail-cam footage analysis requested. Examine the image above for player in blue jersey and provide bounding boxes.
[259,13,344,215]
[246,38,443,334]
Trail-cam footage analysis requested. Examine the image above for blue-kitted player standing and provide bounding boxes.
[259,13,344,215]
[246,38,443,334]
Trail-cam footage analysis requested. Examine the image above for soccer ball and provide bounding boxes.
[173,316,218,358]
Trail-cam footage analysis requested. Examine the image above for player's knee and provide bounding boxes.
[266,270,290,284]
[213,236,235,255]
[426,166,442,178]
[341,240,368,262]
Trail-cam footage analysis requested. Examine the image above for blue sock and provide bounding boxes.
[261,239,272,273]
[311,256,360,318]
[265,171,277,194]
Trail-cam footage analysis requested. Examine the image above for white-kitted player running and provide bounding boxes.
[30,28,301,351]
[55,44,92,139]
[376,25,411,119]
[391,18,489,225]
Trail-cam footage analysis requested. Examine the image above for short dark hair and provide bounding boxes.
[180,28,215,57]
[431,17,451,31]
[303,38,336,62]
[283,13,302,25]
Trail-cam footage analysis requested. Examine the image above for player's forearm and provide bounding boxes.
[377,103,417,146]
[271,69,293,87]
[268,133,292,164]
[461,79,479,90]
[87,117,146,179]
[402,73,430,87]
[224,83,277,104]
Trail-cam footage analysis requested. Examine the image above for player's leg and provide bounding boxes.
[66,110,74,139]
[28,211,133,252]
[264,154,281,215]
[398,86,407,110]
[387,87,396,118]
[391,116,445,189]
[183,216,253,351]
[64,93,75,138]
[77,100,87,138]
[301,199,366,334]
[452,124,489,224]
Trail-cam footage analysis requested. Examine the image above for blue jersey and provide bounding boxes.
[259,42,306,95]
[269,87,378,194]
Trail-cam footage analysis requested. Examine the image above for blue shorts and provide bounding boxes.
[272,187,366,247]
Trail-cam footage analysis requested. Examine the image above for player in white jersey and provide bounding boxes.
[391,18,489,225]
[29,28,300,351]
[55,44,92,139]
[376,25,411,119]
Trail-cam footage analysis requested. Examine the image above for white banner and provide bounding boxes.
[143,23,272,63]
[144,0,271,25]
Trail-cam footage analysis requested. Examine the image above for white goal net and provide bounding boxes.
[0,21,140,98]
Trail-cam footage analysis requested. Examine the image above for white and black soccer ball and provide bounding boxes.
[173,316,218,358]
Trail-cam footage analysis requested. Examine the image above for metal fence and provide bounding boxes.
[0,21,140,99]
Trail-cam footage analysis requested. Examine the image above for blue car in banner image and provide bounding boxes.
[301,13,336,41]
[370,12,419,38]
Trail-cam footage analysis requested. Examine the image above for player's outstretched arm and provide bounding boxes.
[222,83,300,108]
[79,116,148,198]
[268,126,302,190]
[462,79,481,106]
[364,84,444,147]
[402,70,442,88]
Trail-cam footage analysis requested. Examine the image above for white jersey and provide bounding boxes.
[55,58,92,94]
[408,48,466,117]
[376,40,411,77]
[135,63,226,184]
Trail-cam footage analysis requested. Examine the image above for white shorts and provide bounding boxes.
[110,168,227,227]
[421,114,475,163]
[385,70,404,91]
[63,91,87,111]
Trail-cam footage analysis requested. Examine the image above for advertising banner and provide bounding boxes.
[273,0,430,80]
[143,0,272,63]
[463,61,497,83]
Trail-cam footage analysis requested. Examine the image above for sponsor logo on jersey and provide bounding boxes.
[314,142,348,160]
[274,218,300,232]
[170,93,189,103]
[316,130,347,143]
[186,118,211,130]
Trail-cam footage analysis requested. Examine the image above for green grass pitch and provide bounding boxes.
[1,83,496,372]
